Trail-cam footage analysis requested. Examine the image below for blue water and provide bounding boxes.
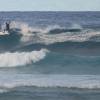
[0,11,100,100]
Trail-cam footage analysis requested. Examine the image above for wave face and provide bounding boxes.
[0,12,100,98]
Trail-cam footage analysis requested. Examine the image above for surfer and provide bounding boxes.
[0,24,2,32]
[6,22,10,31]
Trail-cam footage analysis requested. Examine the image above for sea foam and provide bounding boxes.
[0,74,100,90]
[0,49,49,67]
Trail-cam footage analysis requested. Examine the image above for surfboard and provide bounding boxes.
[0,31,9,35]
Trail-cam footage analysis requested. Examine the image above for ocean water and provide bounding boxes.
[0,11,100,100]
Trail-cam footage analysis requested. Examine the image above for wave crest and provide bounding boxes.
[0,74,100,90]
[0,49,49,67]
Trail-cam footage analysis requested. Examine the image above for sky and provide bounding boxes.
[0,0,100,11]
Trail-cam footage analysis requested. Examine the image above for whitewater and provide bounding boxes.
[0,49,49,67]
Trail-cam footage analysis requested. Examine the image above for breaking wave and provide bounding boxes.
[20,30,100,47]
[0,74,100,93]
[1,21,100,46]
[0,49,49,67]
[9,22,100,45]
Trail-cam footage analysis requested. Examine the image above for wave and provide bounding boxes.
[47,24,83,34]
[13,22,100,44]
[0,74,100,92]
[10,22,83,34]
[20,31,100,48]
[6,21,84,35]
[0,21,100,51]
[0,49,49,67]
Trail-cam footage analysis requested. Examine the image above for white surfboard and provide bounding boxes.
[0,31,9,35]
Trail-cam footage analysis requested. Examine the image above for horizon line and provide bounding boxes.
[0,10,100,12]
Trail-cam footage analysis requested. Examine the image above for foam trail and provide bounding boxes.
[0,49,49,67]
[35,31,100,45]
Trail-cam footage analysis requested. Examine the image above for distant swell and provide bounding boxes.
[0,49,49,67]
